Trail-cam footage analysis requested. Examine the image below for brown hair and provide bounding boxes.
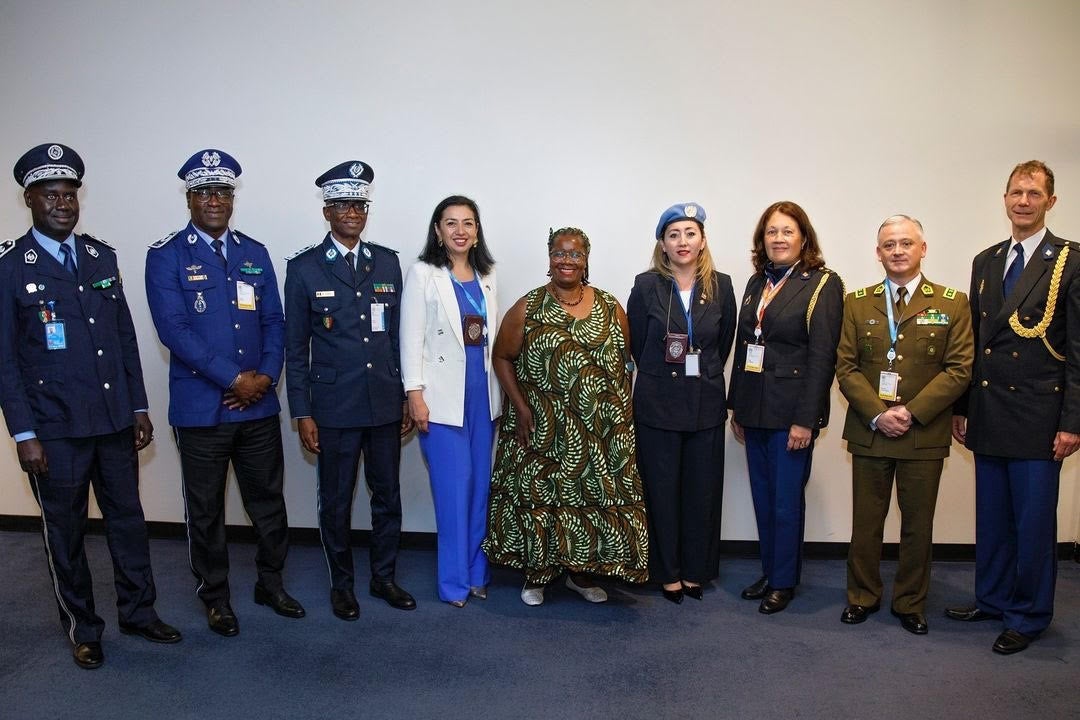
[1007,160,1055,196]
[648,219,718,300]
[750,201,826,274]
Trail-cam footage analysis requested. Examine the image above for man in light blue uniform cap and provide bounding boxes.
[145,149,304,638]
[1,143,180,669]
[285,160,417,619]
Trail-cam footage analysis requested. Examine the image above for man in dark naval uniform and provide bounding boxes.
[835,214,973,636]
[0,143,180,669]
[284,160,415,620]
[145,149,304,638]
[949,160,1079,655]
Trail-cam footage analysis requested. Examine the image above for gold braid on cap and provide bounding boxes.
[805,270,842,333]
[1008,244,1068,361]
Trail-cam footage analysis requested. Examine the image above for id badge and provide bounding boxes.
[664,333,688,363]
[371,302,386,332]
[878,371,899,401]
[45,321,67,350]
[685,351,701,377]
[236,281,256,311]
[463,314,485,346]
[745,343,765,373]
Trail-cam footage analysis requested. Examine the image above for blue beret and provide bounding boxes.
[178,149,241,189]
[13,143,84,188]
[656,202,706,239]
[315,160,374,201]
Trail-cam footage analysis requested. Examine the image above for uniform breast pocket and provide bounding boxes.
[915,328,944,364]
[182,278,222,315]
[859,335,885,363]
[24,365,68,420]
[310,296,344,329]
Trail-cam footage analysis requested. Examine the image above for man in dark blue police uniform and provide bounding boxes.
[284,160,416,619]
[0,143,181,669]
[145,149,304,637]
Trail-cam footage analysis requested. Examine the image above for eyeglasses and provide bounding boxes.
[327,200,370,215]
[190,188,234,201]
[549,250,586,261]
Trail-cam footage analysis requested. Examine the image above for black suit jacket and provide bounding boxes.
[728,266,843,430]
[627,270,736,432]
[956,230,1080,458]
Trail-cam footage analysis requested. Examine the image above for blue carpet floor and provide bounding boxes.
[0,530,1076,720]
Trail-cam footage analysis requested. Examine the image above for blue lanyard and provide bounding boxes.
[675,281,695,348]
[883,278,901,365]
[451,274,487,319]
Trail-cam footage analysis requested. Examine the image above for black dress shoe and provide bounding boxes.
[254,583,306,619]
[682,584,703,601]
[741,576,770,600]
[945,605,1003,622]
[662,587,684,604]
[331,589,360,621]
[207,603,239,637]
[119,619,183,644]
[73,641,104,670]
[891,609,929,635]
[759,588,794,614]
[841,603,880,624]
[993,629,1033,655]
[369,580,417,610]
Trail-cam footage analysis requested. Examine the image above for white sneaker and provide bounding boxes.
[566,576,608,603]
[520,586,545,606]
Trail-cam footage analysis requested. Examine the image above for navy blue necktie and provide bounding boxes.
[211,238,226,265]
[58,244,77,275]
[1003,244,1024,298]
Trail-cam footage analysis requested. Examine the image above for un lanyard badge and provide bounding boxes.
[878,278,902,401]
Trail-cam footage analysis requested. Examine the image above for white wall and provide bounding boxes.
[1,0,1077,543]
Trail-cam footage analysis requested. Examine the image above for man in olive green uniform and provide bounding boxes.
[835,215,974,634]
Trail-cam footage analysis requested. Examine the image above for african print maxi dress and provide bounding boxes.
[483,286,649,585]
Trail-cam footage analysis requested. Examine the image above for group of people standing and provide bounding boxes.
[0,142,1071,670]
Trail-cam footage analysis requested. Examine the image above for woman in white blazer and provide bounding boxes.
[400,195,502,607]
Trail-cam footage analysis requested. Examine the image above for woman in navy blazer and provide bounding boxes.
[628,203,736,603]
[728,201,843,614]
[400,196,502,607]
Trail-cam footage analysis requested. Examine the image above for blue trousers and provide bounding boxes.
[743,427,814,589]
[973,455,1060,636]
[419,391,494,602]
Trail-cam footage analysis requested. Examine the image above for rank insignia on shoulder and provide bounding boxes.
[943,287,957,299]
[373,282,396,293]
[872,284,885,296]
[854,288,867,299]
[365,241,399,254]
[920,284,934,296]
[85,244,99,258]
[285,243,318,261]
[0,238,16,260]
[149,232,177,249]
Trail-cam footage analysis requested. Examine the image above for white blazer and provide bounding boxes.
[400,261,502,426]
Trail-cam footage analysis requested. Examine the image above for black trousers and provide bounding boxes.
[31,428,159,645]
[316,422,402,590]
[635,422,725,585]
[174,415,289,605]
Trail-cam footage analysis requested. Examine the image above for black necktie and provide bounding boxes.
[59,244,77,275]
[895,286,907,314]
[345,251,357,284]
[1003,244,1024,298]
[212,238,226,265]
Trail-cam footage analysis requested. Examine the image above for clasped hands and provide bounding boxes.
[223,370,272,410]
[876,404,912,438]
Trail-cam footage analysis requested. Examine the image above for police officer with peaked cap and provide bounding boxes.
[284,160,416,619]
[0,143,181,669]
[144,149,304,637]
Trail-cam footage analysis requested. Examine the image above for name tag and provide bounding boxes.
[371,303,386,332]
[685,351,701,377]
[315,290,335,298]
[45,321,67,350]
[878,371,899,401]
[187,274,208,282]
[236,281,256,311]
[745,344,764,373]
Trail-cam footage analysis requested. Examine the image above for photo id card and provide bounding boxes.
[371,302,386,332]
[745,343,764,373]
[878,370,899,401]
[236,281,256,311]
[685,351,701,377]
[45,320,67,350]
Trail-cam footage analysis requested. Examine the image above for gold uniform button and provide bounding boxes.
[896,355,903,362]
[898,333,904,341]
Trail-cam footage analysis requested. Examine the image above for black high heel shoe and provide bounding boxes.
[662,587,684,604]
[682,584,703,600]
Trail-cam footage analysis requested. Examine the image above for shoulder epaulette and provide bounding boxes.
[365,241,399,255]
[286,243,320,261]
[853,287,867,299]
[942,287,957,300]
[872,284,885,296]
[149,231,178,249]
[81,233,114,251]
[0,237,17,260]
[232,229,265,247]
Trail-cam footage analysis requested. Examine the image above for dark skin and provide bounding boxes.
[492,232,630,589]
[185,186,273,409]
[299,201,413,453]
[17,180,155,473]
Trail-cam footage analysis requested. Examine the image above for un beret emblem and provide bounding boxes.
[684,205,698,218]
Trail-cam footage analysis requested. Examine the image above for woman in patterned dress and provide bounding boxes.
[483,227,648,606]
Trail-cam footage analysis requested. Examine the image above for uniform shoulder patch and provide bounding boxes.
[365,241,399,255]
[149,231,178,249]
[942,287,957,300]
[232,229,265,247]
[920,283,934,297]
[854,287,867,299]
[0,237,17,260]
[872,284,885,296]
[286,242,319,261]
[81,233,115,251]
